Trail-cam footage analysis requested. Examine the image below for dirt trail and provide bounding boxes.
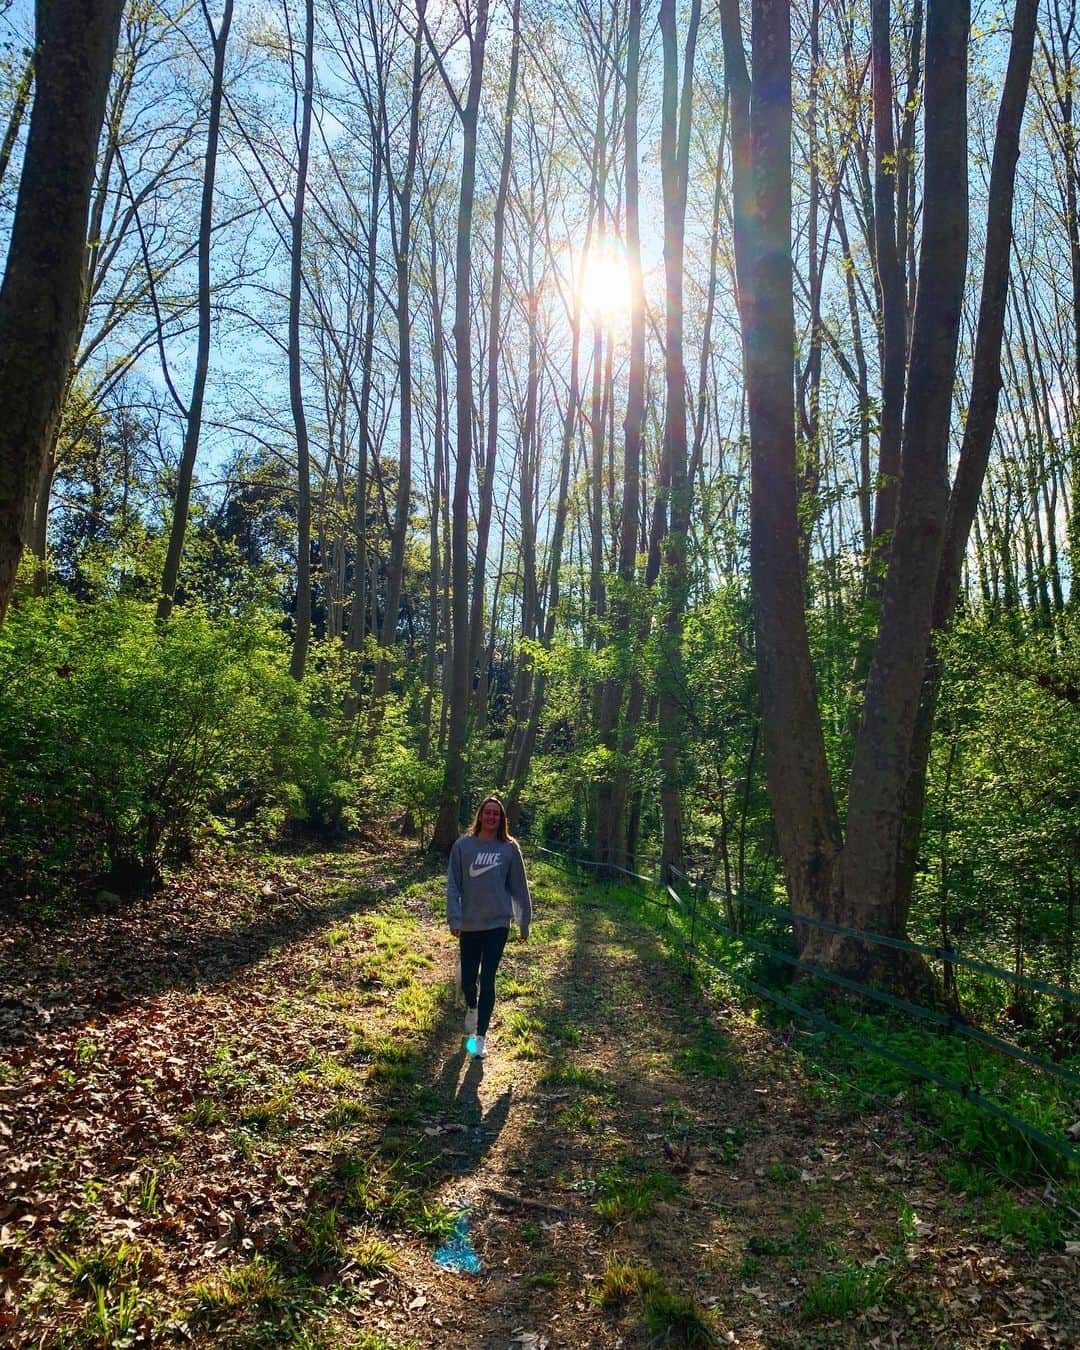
[1,846,1077,1348]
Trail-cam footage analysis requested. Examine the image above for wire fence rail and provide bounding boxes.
[536,844,1080,1177]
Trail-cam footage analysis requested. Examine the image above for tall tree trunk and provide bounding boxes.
[371,19,424,726]
[0,52,33,189]
[896,0,1038,918]
[723,0,844,938]
[595,0,645,868]
[346,138,382,694]
[431,0,489,852]
[288,0,315,681]
[157,0,233,621]
[869,0,908,554]
[0,0,124,625]
[656,0,701,878]
[506,303,581,834]
[840,0,970,985]
[467,0,520,719]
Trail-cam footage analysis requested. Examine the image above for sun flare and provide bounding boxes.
[578,241,633,328]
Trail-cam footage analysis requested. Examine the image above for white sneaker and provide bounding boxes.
[471,1034,487,1058]
[464,1006,478,1036]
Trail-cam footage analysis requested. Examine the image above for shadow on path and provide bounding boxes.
[0,849,431,1051]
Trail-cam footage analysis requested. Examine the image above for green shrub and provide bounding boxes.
[0,596,307,900]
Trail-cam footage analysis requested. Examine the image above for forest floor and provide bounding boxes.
[1,838,1078,1349]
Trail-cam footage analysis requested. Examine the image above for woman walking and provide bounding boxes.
[447,795,532,1058]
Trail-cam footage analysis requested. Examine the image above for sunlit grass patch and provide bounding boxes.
[189,1095,225,1127]
[802,1257,893,1319]
[134,1169,162,1217]
[54,1240,145,1295]
[399,876,446,919]
[505,1010,544,1059]
[556,1096,602,1133]
[642,1286,717,1345]
[594,1255,714,1339]
[332,1153,457,1245]
[593,1158,683,1222]
[239,1088,296,1135]
[531,916,573,947]
[355,1332,409,1350]
[79,1282,150,1346]
[366,1035,420,1086]
[315,1054,363,1092]
[325,1098,370,1128]
[594,1259,664,1308]
[389,981,440,1035]
[540,1064,613,1093]
[293,1206,345,1269]
[350,1235,396,1277]
[206,1041,255,1093]
[190,1253,289,1324]
[499,975,539,1001]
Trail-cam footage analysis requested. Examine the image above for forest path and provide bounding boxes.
[1,843,1076,1348]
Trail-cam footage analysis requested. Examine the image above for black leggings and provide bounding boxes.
[459,926,510,1035]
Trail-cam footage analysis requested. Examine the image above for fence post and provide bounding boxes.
[688,882,697,980]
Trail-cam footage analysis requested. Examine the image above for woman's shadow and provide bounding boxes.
[433,1043,513,1176]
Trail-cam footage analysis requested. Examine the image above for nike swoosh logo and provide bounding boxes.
[468,863,501,878]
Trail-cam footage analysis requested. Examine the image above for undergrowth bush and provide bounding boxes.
[0,595,425,906]
[0,595,311,900]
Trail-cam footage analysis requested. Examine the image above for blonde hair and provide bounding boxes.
[468,794,516,844]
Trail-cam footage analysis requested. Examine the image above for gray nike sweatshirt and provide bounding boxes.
[446,834,532,937]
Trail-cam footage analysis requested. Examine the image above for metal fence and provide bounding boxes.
[536,844,1080,1177]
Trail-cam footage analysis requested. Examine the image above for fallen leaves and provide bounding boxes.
[1,845,1078,1350]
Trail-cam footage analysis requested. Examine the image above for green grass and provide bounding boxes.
[765,1162,799,1184]
[350,1235,396,1276]
[505,1010,544,1059]
[189,1096,225,1127]
[354,1333,415,1350]
[366,1036,420,1086]
[745,1234,794,1258]
[673,1023,735,1080]
[80,1282,146,1345]
[288,1207,345,1270]
[547,1016,581,1046]
[191,1254,289,1323]
[539,1064,612,1092]
[777,990,1078,1182]
[594,1159,683,1222]
[594,1260,665,1308]
[984,1189,1068,1254]
[499,975,538,1000]
[557,1096,603,1133]
[135,1170,160,1216]
[55,1241,143,1294]
[795,1203,826,1252]
[324,1098,370,1128]
[595,1260,715,1344]
[642,1287,716,1345]
[528,1269,561,1289]
[206,1042,255,1093]
[238,1089,295,1135]
[802,1258,893,1319]
[331,1153,457,1245]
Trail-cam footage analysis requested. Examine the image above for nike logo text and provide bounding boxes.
[468,862,501,878]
